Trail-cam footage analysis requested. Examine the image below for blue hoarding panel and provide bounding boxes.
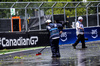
[59,29,76,45]
[84,27,100,42]
[59,27,100,45]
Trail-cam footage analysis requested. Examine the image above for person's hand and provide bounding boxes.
[82,28,84,30]
[60,31,63,34]
[80,27,84,30]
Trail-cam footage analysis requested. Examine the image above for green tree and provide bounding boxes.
[0,0,99,18]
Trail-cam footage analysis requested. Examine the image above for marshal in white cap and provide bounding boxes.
[46,19,52,23]
[78,16,83,21]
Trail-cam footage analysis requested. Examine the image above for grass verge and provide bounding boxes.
[0,46,45,55]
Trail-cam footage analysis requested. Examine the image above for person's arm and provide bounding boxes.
[46,26,51,37]
[57,24,63,34]
[76,22,84,30]
[80,27,83,29]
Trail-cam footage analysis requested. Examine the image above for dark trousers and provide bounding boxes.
[50,38,60,56]
[73,34,86,48]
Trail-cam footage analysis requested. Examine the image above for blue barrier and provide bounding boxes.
[59,27,100,45]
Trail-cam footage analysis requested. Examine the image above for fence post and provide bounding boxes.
[38,2,43,30]
[64,2,68,23]
[97,3,100,26]
[51,2,56,23]
[86,2,91,27]
[10,2,16,32]
[75,2,80,23]
[25,2,30,32]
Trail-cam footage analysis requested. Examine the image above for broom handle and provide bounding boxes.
[39,45,48,53]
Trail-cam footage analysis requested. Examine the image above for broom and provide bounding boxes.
[36,45,48,56]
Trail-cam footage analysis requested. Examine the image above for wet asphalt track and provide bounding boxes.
[0,41,100,66]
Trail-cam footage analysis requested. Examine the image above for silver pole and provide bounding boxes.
[86,2,91,27]
[64,2,68,22]
[10,13,12,32]
[64,8,66,22]
[51,2,57,23]
[10,2,15,32]
[97,3,100,26]
[38,8,41,30]
[25,8,28,31]
[25,2,30,32]
[75,2,80,23]
[51,8,54,23]
[98,8,99,26]
[75,8,77,23]
[38,2,43,30]
[86,7,88,27]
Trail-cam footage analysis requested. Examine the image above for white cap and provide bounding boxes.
[46,19,51,23]
[78,16,83,21]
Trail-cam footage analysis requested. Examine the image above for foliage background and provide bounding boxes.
[0,0,99,18]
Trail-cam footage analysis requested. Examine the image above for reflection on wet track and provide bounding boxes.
[0,41,100,66]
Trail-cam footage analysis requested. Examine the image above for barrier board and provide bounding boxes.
[0,26,99,49]
[59,27,100,45]
[0,31,49,49]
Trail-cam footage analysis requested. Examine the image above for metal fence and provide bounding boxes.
[0,1,100,32]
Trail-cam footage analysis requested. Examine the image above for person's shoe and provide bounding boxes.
[51,56,57,58]
[82,46,87,48]
[72,45,76,49]
[52,56,60,58]
[52,54,61,58]
[56,55,60,58]
[51,54,57,58]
